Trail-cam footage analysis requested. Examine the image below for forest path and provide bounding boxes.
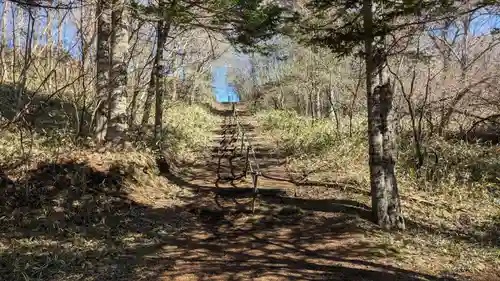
[1,102,488,281]
[157,103,445,281]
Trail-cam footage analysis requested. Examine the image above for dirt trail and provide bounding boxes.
[184,103,296,195]
[157,103,451,281]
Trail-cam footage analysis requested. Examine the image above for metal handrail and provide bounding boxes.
[231,106,262,213]
[232,107,261,175]
[214,104,262,213]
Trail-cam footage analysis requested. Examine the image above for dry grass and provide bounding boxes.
[256,109,500,277]
[162,102,221,164]
[0,103,218,281]
[0,146,194,281]
[1,104,498,281]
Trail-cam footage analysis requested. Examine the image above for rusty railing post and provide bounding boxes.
[243,146,250,178]
[251,172,259,214]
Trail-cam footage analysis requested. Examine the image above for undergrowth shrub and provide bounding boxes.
[257,110,337,156]
[398,135,500,196]
[257,110,368,182]
[0,131,186,202]
[258,109,500,199]
[256,109,500,273]
[0,101,220,169]
[0,128,76,170]
[162,102,220,163]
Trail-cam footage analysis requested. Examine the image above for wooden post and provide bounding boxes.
[251,172,259,214]
[236,132,245,179]
[229,148,236,179]
[216,152,223,180]
[240,132,245,159]
[243,146,250,178]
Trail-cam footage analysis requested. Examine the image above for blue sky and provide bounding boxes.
[211,65,240,103]
[0,3,78,54]
[469,13,500,36]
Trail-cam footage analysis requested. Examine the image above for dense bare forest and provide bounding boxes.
[0,0,499,280]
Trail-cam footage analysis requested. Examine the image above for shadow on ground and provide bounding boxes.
[172,104,499,267]
[0,160,459,281]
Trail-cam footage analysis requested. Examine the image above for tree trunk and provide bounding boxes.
[142,0,174,141]
[329,85,340,131]
[316,87,322,119]
[16,10,34,110]
[436,21,452,136]
[189,78,198,105]
[349,58,362,137]
[363,0,404,230]
[171,78,178,101]
[46,8,54,91]
[128,71,142,127]
[127,19,140,127]
[55,2,64,89]
[32,14,39,54]
[304,90,309,117]
[0,0,8,83]
[307,88,314,118]
[142,0,173,130]
[141,72,155,125]
[279,86,285,109]
[439,14,471,135]
[12,5,23,86]
[153,11,169,145]
[77,0,87,139]
[94,0,112,144]
[108,0,129,142]
[378,82,404,229]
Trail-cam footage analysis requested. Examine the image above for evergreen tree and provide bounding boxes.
[297,0,495,229]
